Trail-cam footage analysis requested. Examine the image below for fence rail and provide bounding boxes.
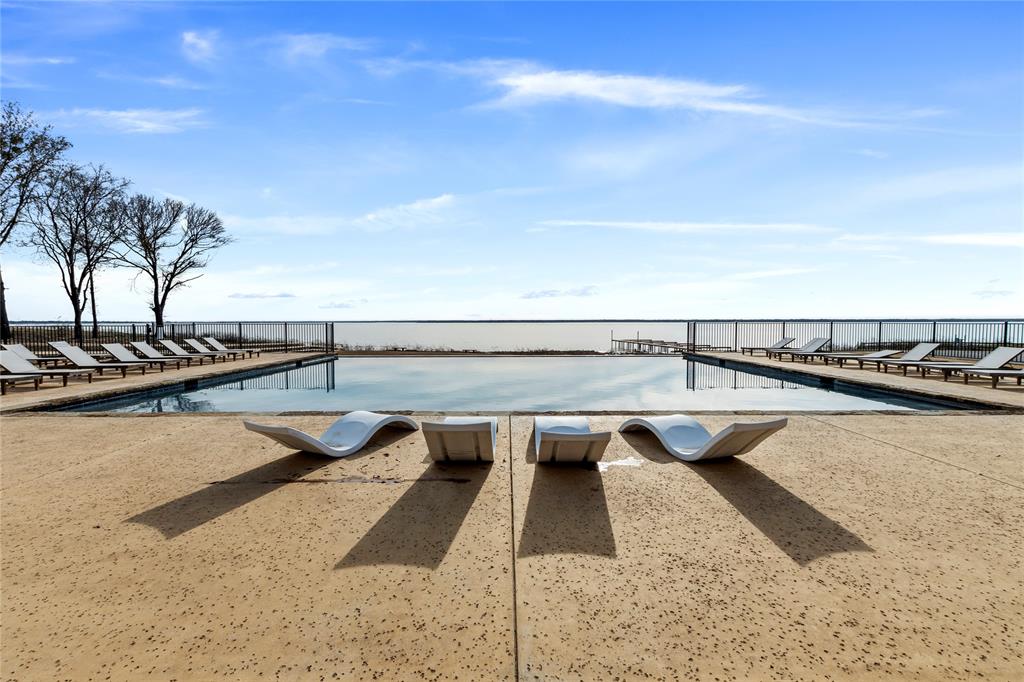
[613,319,1024,361]
[4,321,334,356]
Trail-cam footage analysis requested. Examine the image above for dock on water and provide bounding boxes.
[611,338,732,354]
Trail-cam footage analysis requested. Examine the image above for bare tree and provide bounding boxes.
[23,164,127,343]
[114,194,232,330]
[0,102,71,339]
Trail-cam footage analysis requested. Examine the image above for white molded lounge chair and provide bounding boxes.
[740,337,795,356]
[422,417,498,462]
[131,341,201,366]
[534,416,611,464]
[0,350,93,386]
[204,337,261,358]
[619,415,788,462]
[185,338,239,360]
[960,368,1024,388]
[49,341,148,377]
[818,349,899,368]
[102,343,182,371]
[1,374,41,394]
[908,346,1024,381]
[1,343,63,367]
[828,342,941,370]
[159,339,222,362]
[244,411,419,458]
[767,337,829,362]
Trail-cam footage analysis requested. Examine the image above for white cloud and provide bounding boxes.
[1,55,75,66]
[725,267,821,281]
[539,219,832,234]
[853,148,889,159]
[354,194,456,231]
[274,33,372,64]
[860,164,1022,203]
[319,299,368,309]
[365,58,938,127]
[227,292,296,299]
[47,107,207,134]
[972,288,1014,299]
[222,194,458,236]
[918,232,1024,247]
[96,71,209,90]
[838,231,1024,248]
[182,30,218,63]
[521,285,598,299]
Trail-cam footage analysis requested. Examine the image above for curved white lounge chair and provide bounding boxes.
[619,415,788,462]
[534,416,611,464]
[243,411,418,458]
[421,417,498,462]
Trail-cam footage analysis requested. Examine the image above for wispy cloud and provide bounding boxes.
[521,285,598,299]
[972,288,1013,299]
[853,148,889,159]
[228,292,296,299]
[364,58,939,128]
[47,107,207,134]
[182,30,218,63]
[838,232,1024,248]
[726,267,820,281]
[96,71,209,90]
[272,33,373,64]
[354,193,456,231]
[222,194,458,236]
[539,219,832,234]
[1,55,75,66]
[859,164,1022,203]
[319,299,368,309]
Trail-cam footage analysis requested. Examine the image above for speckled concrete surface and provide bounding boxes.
[0,352,327,413]
[2,413,1022,680]
[510,415,1023,681]
[700,351,1024,410]
[1,415,515,681]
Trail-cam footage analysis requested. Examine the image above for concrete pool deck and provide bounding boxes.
[0,351,328,414]
[697,351,1024,411]
[1,412,1022,680]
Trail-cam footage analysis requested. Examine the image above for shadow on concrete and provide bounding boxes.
[619,430,680,464]
[517,430,616,558]
[128,429,409,539]
[689,459,873,566]
[336,462,490,570]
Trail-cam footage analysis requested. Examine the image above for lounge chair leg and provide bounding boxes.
[963,374,969,384]
[62,376,68,387]
[34,379,40,391]
[992,377,998,388]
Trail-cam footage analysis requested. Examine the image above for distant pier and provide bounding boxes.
[611,338,732,354]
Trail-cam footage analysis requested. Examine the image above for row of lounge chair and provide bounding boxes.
[741,338,1024,388]
[0,337,260,394]
[244,411,789,463]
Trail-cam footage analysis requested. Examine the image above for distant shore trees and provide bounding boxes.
[0,101,232,340]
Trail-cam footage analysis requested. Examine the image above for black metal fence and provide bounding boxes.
[4,321,334,357]
[685,319,1024,360]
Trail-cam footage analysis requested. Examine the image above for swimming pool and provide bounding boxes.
[61,356,968,413]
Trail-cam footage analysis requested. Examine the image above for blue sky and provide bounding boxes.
[2,1,1022,321]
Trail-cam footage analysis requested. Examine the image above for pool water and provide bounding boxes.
[64,356,962,413]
